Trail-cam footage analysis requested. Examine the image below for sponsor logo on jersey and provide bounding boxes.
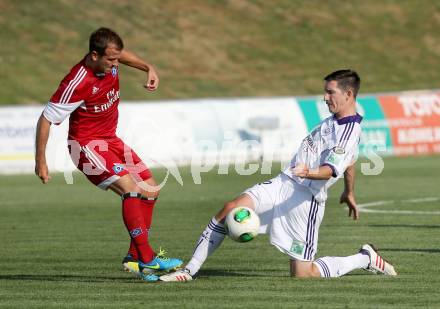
[130,227,143,238]
[112,164,124,174]
[111,66,118,77]
[92,86,100,94]
[333,146,345,154]
[303,135,318,153]
[94,89,120,113]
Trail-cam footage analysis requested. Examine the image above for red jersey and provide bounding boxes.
[43,57,120,144]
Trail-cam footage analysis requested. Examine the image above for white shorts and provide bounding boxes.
[244,173,325,261]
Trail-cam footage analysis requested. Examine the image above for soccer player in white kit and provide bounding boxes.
[160,70,397,282]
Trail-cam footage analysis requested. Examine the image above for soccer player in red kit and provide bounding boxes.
[35,27,182,282]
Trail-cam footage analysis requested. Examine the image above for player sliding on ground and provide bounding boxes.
[35,27,182,282]
[161,69,397,282]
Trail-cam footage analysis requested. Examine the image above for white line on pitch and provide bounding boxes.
[404,197,440,203]
[357,197,440,215]
[357,201,394,207]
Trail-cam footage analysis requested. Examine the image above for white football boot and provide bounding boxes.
[159,268,195,282]
[360,244,397,276]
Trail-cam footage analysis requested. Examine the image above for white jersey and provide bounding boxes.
[282,114,362,203]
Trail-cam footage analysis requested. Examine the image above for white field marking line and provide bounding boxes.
[357,197,440,215]
[405,197,440,203]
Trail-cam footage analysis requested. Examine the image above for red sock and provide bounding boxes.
[127,241,138,260]
[122,193,154,263]
[141,198,156,230]
[127,197,157,259]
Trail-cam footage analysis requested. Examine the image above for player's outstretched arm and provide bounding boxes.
[292,164,333,180]
[35,114,52,184]
[119,49,159,91]
[339,164,358,220]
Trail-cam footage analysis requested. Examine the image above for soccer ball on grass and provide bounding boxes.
[225,207,260,242]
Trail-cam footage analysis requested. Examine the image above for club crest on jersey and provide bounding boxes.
[112,164,124,174]
[92,86,99,94]
[322,123,335,136]
[111,66,118,77]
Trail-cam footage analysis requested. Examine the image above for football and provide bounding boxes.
[225,207,260,242]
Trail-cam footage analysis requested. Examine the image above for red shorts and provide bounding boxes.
[68,137,152,190]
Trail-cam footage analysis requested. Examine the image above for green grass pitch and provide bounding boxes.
[0,156,439,308]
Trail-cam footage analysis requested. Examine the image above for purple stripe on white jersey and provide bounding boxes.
[341,122,355,148]
[305,198,315,251]
[304,198,314,259]
[308,200,320,259]
[338,123,350,147]
[309,200,320,259]
[304,198,319,260]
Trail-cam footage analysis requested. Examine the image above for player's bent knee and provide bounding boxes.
[109,175,141,195]
[290,269,320,278]
[139,187,160,199]
[215,201,239,221]
[290,260,321,278]
[137,179,160,199]
[218,194,256,220]
[223,200,239,214]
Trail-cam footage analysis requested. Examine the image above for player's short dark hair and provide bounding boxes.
[89,27,124,56]
[324,69,361,98]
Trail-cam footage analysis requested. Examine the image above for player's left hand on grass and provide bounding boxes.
[339,190,358,220]
[144,66,159,91]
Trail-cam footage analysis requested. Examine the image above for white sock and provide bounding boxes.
[314,253,369,278]
[185,217,227,276]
